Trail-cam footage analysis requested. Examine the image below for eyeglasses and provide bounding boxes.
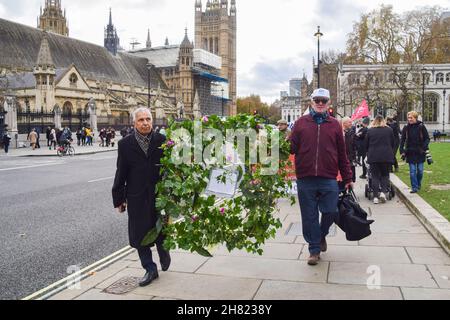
[313,98,329,105]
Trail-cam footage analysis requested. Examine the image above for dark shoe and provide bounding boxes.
[159,250,171,272]
[410,190,417,194]
[320,237,327,252]
[307,254,320,266]
[139,269,159,287]
[359,175,367,179]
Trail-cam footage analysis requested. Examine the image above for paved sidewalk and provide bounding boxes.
[0,144,117,157]
[48,177,450,300]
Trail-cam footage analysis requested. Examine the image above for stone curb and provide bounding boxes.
[14,149,117,158]
[391,174,450,255]
[22,246,135,300]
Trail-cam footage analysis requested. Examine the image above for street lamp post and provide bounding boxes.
[443,89,447,134]
[314,26,323,89]
[221,88,225,116]
[421,67,427,119]
[146,63,154,110]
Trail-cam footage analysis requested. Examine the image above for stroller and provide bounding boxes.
[363,159,395,201]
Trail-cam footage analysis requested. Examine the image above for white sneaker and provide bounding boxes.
[373,197,379,204]
[379,193,387,203]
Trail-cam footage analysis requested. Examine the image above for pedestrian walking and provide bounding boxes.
[341,117,357,184]
[290,88,353,266]
[355,117,370,179]
[365,115,395,204]
[112,107,171,287]
[49,128,57,150]
[28,129,38,150]
[81,127,87,146]
[400,111,430,193]
[76,129,82,146]
[2,130,11,154]
[46,126,51,147]
[387,116,401,172]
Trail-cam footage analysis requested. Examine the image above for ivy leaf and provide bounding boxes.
[141,218,163,246]
[195,247,213,257]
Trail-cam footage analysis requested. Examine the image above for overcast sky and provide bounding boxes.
[0,0,448,103]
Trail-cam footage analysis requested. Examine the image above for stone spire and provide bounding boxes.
[230,0,236,14]
[104,8,120,55]
[181,28,193,48]
[146,29,152,48]
[36,32,55,68]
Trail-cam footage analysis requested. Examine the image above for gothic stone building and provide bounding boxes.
[37,0,69,37]
[337,64,450,132]
[0,17,174,137]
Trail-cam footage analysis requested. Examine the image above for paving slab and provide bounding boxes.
[401,287,450,300]
[213,243,304,260]
[300,245,411,264]
[427,265,450,289]
[196,256,329,283]
[369,215,428,234]
[132,272,262,300]
[75,288,152,300]
[405,247,450,265]
[254,280,403,300]
[359,233,440,248]
[128,251,210,273]
[328,262,438,288]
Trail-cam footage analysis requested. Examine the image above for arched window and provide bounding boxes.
[397,101,414,122]
[69,73,78,86]
[436,73,444,84]
[446,73,450,83]
[423,93,439,122]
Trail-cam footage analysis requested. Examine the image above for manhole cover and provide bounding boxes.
[103,276,140,295]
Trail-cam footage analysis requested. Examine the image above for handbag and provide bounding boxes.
[335,189,374,241]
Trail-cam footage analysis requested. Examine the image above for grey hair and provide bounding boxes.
[132,107,153,122]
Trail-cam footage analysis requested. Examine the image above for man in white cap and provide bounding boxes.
[290,88,353,266]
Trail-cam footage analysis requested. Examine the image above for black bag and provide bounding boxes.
[335,189,374,241]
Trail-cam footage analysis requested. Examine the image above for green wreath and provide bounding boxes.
[142,114,295,257]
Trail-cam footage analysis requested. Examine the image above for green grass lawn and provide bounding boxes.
[396,142,450,221]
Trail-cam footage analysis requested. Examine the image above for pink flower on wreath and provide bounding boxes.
[202,116,209,123]
[257,124,264,130]
[166,140,175,147]
[251,179,261,186]
[220,208,226,215]
[191,215,199,222]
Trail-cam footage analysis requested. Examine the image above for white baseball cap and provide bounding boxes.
[311,88,330,100]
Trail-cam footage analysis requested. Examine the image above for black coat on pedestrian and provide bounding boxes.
[365,126,395,164]
[344,128,357,164]
[400,122,430,164]
[112,131,166,249]
[355,126,368,155]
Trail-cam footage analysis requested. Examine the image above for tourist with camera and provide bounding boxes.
[400,111,431,194]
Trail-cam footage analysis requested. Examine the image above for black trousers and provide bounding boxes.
[137,234,167,272]
[371,163,390,197]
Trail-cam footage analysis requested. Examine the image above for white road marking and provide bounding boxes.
[0,163,62,172]
[88,176,115,183]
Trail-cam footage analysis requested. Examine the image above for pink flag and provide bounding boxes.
[351,99,370,121]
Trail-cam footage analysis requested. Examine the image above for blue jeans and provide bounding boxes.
[409,163,424,192]
[297,178,339,255]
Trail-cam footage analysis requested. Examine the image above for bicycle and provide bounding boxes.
[57,141,75,157]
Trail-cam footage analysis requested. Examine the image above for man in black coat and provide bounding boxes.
[355,117,370,179]
[112,107,170,287]
[387,116,401,172]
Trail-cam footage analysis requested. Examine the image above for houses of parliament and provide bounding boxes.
[0,0,237,136]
